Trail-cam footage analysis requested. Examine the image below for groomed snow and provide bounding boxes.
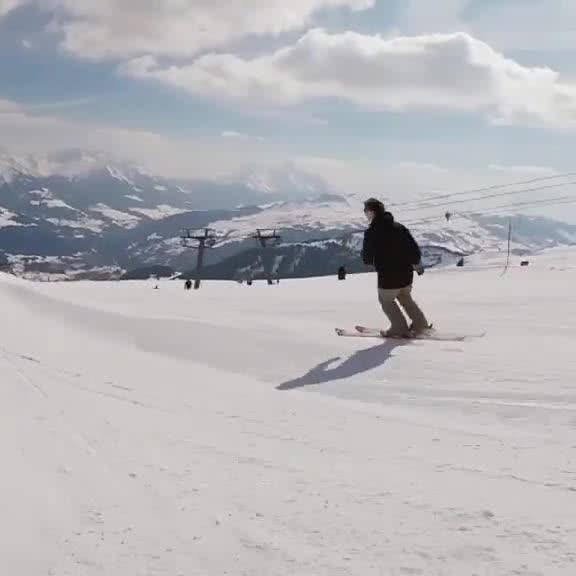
[2,248,576,575]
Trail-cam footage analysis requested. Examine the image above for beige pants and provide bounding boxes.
[378,285,429,335]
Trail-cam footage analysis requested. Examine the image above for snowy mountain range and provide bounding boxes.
[2,150,576,280]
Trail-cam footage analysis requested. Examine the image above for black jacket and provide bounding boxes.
[362,211,421,289]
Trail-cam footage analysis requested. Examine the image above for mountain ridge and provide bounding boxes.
[2,151,576,280]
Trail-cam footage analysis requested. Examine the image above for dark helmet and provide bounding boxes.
[363,198,386,215]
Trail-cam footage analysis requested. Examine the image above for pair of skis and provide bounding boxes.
[335,325,485,342]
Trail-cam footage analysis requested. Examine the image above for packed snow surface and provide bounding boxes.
[2,248,576,575]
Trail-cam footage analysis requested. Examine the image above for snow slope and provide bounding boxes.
[2,249,576,575]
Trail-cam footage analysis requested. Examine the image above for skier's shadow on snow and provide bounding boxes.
[277,340,407,391]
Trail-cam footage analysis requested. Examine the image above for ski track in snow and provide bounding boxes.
[2,248,576,575]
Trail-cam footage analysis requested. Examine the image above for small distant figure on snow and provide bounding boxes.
[362,198,431,338]
[457,257,465,268]
[184,279,192,290]
[338,266,347,281]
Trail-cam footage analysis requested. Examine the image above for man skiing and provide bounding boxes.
[361,198,430,338]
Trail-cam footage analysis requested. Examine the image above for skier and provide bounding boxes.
[361,198,430,338]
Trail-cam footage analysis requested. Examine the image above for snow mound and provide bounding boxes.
[2,249,576,574]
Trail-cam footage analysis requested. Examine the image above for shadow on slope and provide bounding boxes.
[278,340,407,391]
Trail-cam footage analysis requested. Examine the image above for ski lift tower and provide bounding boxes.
[251,228,282,285]
[180,228,218,290]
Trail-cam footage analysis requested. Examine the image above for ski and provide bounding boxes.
[335,327,424,340]
[356,325,396,335]
[335,328,383,338]
[335,326,485,342]
[356,325,485,340]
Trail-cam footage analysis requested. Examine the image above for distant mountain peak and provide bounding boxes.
[0,150,42,183]
[0,148,157,183]
[240,164,333,199]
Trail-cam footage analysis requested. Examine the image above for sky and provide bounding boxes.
[1,0,576,218]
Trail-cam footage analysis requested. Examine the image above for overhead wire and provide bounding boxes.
[404,191,576,227]
[388,171,576,209]
[397,179,576,214]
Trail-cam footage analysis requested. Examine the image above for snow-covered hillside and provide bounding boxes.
[3,149,576,279]
[0,151,355,277]
[2,248,576,574]
[190,211,576,283]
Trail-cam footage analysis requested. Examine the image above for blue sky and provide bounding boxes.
[1,0,576,218]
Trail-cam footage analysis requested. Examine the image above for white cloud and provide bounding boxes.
[470,1,576,53]
[0,0,26,17]
[488,164,559,177]
[294,155,495,199]
[2,0,374,60]
[221,130,264,142]
[122,29,576,128]
[0,99,280,179]
[398,161,449,174]
[0,99,23,112]
[398,0,576,53]
[1,98,572,219]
